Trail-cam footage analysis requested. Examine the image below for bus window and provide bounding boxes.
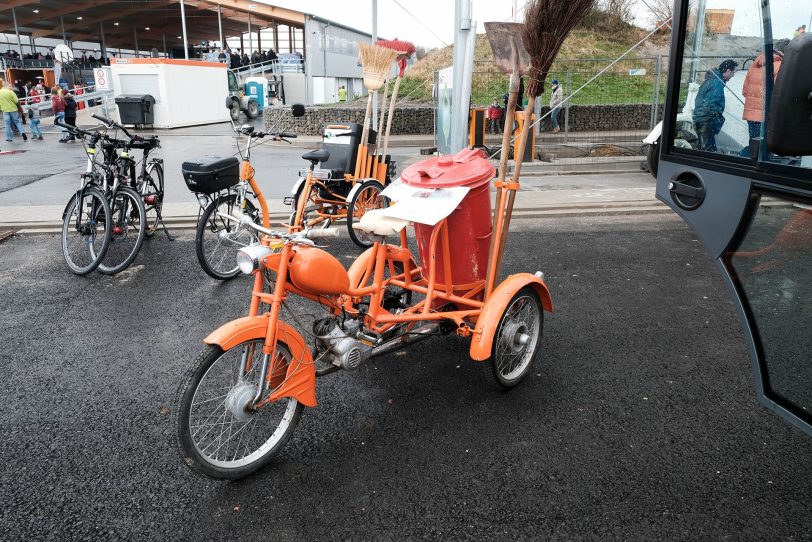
[672,1,761,159]
[760,0,812,170]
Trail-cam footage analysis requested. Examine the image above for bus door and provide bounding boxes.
[656,0,812,435]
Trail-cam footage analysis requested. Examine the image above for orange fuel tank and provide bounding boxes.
[288,246,350,295]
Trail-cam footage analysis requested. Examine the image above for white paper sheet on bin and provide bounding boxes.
[380,180,470,226]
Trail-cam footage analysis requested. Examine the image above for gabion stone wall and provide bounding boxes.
[265,104,434,136]
[265,103,661,135]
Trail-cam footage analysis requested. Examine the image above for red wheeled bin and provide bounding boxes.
[400,148,495,289]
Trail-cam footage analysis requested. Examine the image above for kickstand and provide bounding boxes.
[155,206,174,241]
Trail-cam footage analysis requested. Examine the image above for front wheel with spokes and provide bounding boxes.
[98,186,147,275]
[61,187,112,275]
[173,340,304,480]
[196,194,259,280]
[483,286,543,389]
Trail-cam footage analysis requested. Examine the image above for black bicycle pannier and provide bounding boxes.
[182,156,240,194]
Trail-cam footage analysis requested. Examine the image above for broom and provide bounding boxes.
[484,0,595,298]
[355,42,399,178]
[377,39,416,181]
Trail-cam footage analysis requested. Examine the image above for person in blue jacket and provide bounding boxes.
[692,59,738,152]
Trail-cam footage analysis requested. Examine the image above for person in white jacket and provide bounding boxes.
[549,79,563,133]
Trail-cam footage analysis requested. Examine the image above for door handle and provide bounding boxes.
[668,173,705,211]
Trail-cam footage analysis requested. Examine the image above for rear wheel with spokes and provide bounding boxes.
[174,339,304,480]
[98,186,147,275]
[347,180,387,248]
[61,187,111,275]
[288,183,331,231]
[196,194,258,280]
[483,286,543,389]
[140,163,164,238]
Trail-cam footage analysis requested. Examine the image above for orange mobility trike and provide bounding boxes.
[173,24,553,480]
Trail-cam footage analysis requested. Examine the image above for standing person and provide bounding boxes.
[1,80,27,142]
[27,101,43,140]
[241,51,250,67]
[487,97,503,134]
[742,43,785,145]
[268,48,277,62]
[793,25,806,38]
[63,92,77,142]
[337,85,347,102]
[51,86,68,141]
[692,59,738,152]
[549,79,563,133]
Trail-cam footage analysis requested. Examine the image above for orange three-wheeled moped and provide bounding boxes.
[173,24,553,480]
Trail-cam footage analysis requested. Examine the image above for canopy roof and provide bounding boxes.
[0,0,305,50]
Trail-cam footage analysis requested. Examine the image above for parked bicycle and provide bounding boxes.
[182,102,305,280]
[57,115,168,275]
[57,122,112,275]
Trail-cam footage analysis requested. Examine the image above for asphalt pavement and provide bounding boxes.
[1,214,810,540]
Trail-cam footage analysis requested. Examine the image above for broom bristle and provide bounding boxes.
[522,0,595,96]
[376,38,416,77]
[376,38,416,56]
[358,42,400,90]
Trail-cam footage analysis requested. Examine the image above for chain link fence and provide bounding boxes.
[466,56,668,168]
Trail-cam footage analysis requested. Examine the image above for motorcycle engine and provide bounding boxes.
[313,318,370,371]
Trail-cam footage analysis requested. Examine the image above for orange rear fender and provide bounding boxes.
[204,316,317,407]
[469,274,553,361]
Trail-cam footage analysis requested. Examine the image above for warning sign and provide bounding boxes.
[95,67,112,91]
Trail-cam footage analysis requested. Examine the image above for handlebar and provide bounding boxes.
[92,113,134,139]
[216,211,339,241]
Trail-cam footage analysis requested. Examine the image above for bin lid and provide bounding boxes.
[401,148,494,189]
[114,94,155,103]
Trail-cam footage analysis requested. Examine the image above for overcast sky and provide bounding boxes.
[262,1,811,47]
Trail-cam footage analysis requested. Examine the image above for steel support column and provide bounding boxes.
[180,0,189,59]
[133,27,139,57]
[100,22,107,60]
[11,8,24,58]
[61,16,67,44]
[217,3,224,48]
[248,13,253,55]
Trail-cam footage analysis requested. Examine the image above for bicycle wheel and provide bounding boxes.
[61,187,112,275]
[140,163,164,238]
[347,180,388,248]
[483,286,543,389]
[196,194,258,280]
[288,183,331,231]
[174,339,304,480]
[98,186,147,275]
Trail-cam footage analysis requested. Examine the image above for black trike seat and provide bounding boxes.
[302,149,330,166]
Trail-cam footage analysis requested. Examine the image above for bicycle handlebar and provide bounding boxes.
[216,211,339,241]
[91,113,134,139]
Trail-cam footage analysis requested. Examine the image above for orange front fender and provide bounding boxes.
[204,315,317,407]
[469,273,553,361]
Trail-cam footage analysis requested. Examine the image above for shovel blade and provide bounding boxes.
[484,22,531,75]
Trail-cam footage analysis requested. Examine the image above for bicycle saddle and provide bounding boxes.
[301,149,330,166]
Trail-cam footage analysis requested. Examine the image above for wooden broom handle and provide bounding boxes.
[381,76,402,162]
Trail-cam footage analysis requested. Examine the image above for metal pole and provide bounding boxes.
[30,35,36,56]
[512,0,518,22]
[133,27,139,57]
[273,22,279,53]
[651,55,662,129]
[100,23,107,61]
[162,33,167,58]
[690,1,706,84]
[450,0,473,153]
[180,0,190,60]
[61,16,67,44]
[11,8,23,58]
[372,0,378,127]
[564,70,571,144]
[248,13,253,56]
[217,4,224,49]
